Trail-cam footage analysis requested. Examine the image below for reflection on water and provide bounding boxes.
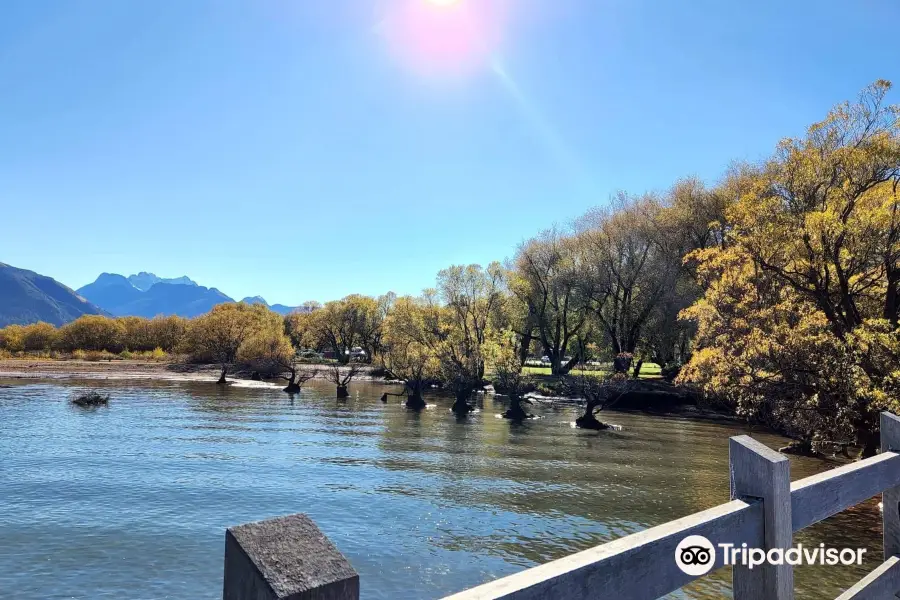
[0,378,883,599]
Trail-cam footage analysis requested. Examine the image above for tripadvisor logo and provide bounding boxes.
[676,535,716,576]
[675,535,867,576]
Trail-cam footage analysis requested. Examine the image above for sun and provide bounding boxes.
[378,0,507,78]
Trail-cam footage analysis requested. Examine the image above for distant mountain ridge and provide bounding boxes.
[239,296,297,316]
[77,272,302,318]
[128,272,197,291]
[0,263,107,327]
[77,273,233,318]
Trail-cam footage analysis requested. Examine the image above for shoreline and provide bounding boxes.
[0,358,387,385]
[0,358,739,425]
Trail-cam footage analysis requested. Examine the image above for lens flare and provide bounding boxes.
[377,0,506,77]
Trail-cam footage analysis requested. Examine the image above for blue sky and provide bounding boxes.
[2,0,898,305]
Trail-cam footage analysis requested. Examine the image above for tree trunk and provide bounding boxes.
[216,365,228,385]
[405,393,426,410]
[550,354,563,376]
[517,331,533,367]
[503,395,530,421]
[284,372,301,393]
[632,358,644,379]
[336,385,349,398]
[550,351,577,376]
[575,400,609,430]
[451,391,475,415]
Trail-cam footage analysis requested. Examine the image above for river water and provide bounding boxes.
[0,377,883,599]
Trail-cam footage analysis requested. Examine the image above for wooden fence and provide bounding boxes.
[221,412,900,600]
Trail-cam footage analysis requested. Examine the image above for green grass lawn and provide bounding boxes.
[521,362,663,379]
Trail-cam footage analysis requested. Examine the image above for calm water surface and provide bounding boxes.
[0,378,883,599]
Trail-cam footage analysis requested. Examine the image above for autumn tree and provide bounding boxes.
[435,263,505,413]
[561,373,633,430]
[381,296,440,409]
[511,230,593,375]
[485,329,533,420]
[140,316,188,352]
[57,316,126,353]
[311,295,383,363]
[284,311,320,352]
[0,325,25,352]
[21,322,59,352]
[328,363,362,398]
[679,80,900,456]
[236,315,315,392]
[182,303,281,383]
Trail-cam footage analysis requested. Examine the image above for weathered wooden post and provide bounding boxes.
[730,435,793,600]
[223,513,359,600]
[882,412,900,559]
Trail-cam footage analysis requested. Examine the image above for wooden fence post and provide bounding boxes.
[730,435,794,600]
[882,412,900,559]
[223,513,359,600]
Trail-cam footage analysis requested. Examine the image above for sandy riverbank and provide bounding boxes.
[0,359,385,385]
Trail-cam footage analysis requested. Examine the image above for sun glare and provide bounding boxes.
[377,0,507,78]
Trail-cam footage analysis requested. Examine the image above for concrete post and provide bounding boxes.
[223,513,359,600]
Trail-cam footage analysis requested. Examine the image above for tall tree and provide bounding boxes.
[511,230,593,375]
[183,303,280,383]
[381,295,440,409]
[680,80,900,456]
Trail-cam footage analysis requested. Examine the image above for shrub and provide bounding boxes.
[72,349,87,360]
[57,316,126,353]
[84,350,119,362]
[21,322,59,352]
[0,325,25,352]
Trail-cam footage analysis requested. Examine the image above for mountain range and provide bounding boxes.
[0,263,106,327]
[0,262,303,326]
[76,272,301,318]
[238,296,297,316]
[127,272,198,291]
[76,273,233,318]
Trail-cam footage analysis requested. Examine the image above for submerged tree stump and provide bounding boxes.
[405,394,426,410]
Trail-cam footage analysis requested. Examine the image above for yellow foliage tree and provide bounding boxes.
[381,296,441,408]
[679,81,900,456]
[182,303,288,383]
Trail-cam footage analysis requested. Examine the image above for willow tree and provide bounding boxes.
[435,263,505,413]
[328,363,363,398]
[183,302,280,383]
[680,80,900,457]
[56,315,127,353]
[486,329,533,420]
[511,230,593,375]
[381,296,440,409]
[310,294,384,363]
[236,317,315,393]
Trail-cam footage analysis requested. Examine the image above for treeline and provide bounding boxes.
[1,82,897,453]
[0,316,186,354]
[286,81,900,452]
